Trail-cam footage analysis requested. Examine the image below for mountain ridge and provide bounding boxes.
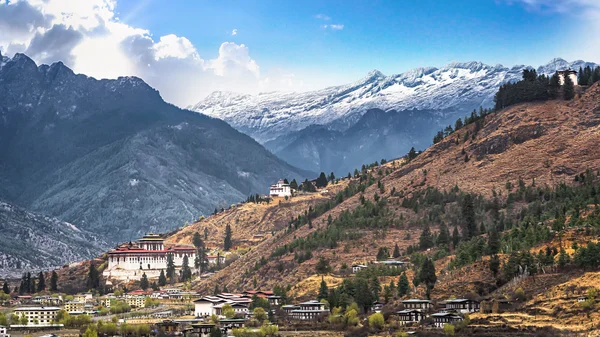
[190,58,597,144]
[0,53,312,258]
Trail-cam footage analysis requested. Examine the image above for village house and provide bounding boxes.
[206,255,226,265]
[558,69,578,86]
[267,295,281,307]
[64,301,85,313]
[125,295,146,308]
[13,307,61,326]
[370,302,384,313]
[269,179,292,197]
[445,298,480,313]
[402,299,433,311]
[185,323,216,337]
[394,309,427,325]
[431,312,464,328]
[103,233,196,281]
[378,260,408,269]
[288,300,329,321]
[281,305,300,316]
[352,264,368,273]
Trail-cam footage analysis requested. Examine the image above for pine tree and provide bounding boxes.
[452,226,460,248]
[224,224,233,251]
[87,264,100,290]
[158,270,167,286]
[489,255,500,278]
[392,244,401,258]
[558,247,571,268]
[328,172,336,182]
[181,255,192,281]
[318,277,329,301]
[166,253,176,284]
[223,285,229,293]
[214,284,220,295]
[419,258,437,299]
[316,172,328,188]
[3,280,10,294]
[193,232,203,250]
[370,276,381,300]
[549,72,560,99]
[355,278,373,313]
[140,273,149,290]
[290,179,298,190]
[488,227,500,255]
[563,73,575,100]
[209,327,222,337]
[204,227,209,240]
[37,271,45,292]
[50,271,58,292]
[397,272,410,297]
[461,194,477,240]
[437,223,450,247]
[419,225,434,250]
[407,147,417,161]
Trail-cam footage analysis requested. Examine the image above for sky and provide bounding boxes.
[0,0,599,107]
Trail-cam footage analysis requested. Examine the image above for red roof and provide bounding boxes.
[108,246,194,255]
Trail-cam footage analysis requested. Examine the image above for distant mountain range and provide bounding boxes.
[191,58,597,174]
[0,51,311,268]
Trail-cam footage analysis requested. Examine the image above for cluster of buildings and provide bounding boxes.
[352,260,409,273]
[102,234,225,281]
[394,298,481,328]
[193,290,280,318]
[281,300,329,321]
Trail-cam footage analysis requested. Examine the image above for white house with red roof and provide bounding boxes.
[102,233,196,281]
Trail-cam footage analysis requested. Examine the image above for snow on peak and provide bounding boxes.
[190,58,597,144]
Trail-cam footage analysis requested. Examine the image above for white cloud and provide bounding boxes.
[0,0,304,107]
[314,14,330,21]
[321,24,344,31]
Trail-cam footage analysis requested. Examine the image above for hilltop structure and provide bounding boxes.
[269,179,292,197]
[558,69,578,85]
[102,234,196,281]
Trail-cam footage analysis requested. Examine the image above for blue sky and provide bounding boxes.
[115,0,582,81]
[1,0,597,105]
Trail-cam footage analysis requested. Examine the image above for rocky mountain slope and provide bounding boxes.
[0,52,311,249]
[0,200,107,277]
[191,58,597,174]
[186,81,600,295]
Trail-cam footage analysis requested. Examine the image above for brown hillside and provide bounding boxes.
[186,84,600,295]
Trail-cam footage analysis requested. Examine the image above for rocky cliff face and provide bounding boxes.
[0,53,311,252]
[0,200,107,277]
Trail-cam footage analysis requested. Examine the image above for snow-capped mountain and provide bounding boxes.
[190,58,597,144]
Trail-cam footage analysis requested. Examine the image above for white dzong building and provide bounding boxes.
[103,233,196,281]
[269,179,292,197]
[557,69,578,86]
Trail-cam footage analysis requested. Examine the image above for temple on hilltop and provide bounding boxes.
[102,233,196,281]
[269,179,292,197]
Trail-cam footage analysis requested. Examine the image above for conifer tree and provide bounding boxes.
[419,225,434,250]
[461,194,477,240]
[3,280,10,294]
[419,258,437,299]
[563,73,575,100]
[452,226,460,248]
[158,270,167,286]
[37,271,45,292]
[487,227,500,255]
[87,264,100,290]
[181,255,192,281]
[369,276,381,300]
[224,224,233,251]
[204,227,209,240]
[397,272,410,297]
[489,255,500,278]
[392,243,401,258]
[214,285,220,295]
[437,223,450,247]
[50,271,58,292]
[289,179,298,190]
[328,172,336,182]
[549,72,560,99]
[318,277,329,301]
[166,253,176,284]
[316,172,328,188]
[140,273,149,290]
